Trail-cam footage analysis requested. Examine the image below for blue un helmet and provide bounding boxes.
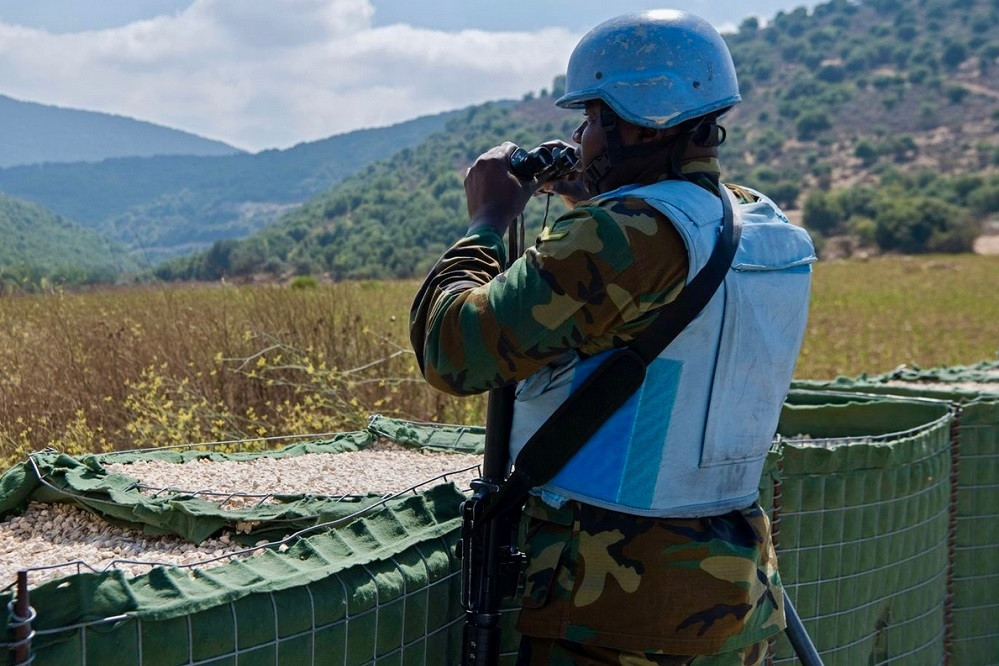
[556,10,740,129]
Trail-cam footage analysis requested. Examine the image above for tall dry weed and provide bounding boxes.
[0,281,483,466]
[1,254,997,467]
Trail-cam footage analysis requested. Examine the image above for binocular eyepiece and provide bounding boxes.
[509,145,579,182]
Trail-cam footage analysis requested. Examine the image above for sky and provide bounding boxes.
[0,0,816,152]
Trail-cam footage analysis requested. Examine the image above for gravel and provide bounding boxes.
[0,501,252,587]
[883,380,999,394]
[103,440,482,507]
[1,442,483,589]
[783,434,875,448]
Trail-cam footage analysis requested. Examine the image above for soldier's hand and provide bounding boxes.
[536,140,589,206]
[540,171,590,207]
[465,142,538,235]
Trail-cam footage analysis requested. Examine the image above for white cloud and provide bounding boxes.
[0,0,578,151]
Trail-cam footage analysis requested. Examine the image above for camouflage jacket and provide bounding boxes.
[409,165,786,653]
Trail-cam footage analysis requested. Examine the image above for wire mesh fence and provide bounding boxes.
[2,373,998,665]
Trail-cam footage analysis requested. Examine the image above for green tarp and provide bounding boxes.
[2,484,469,665]
[0,432,384,544]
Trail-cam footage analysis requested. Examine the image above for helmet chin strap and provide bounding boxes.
[584,110,727,193]
[585,107,671,193]
[582,107,621,193]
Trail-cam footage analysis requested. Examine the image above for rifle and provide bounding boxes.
[457,144,576,666]
[783,590,824,665]
[457,220,526,666]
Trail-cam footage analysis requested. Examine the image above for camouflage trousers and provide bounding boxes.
[515,496,785,655]
[515,636,770,665]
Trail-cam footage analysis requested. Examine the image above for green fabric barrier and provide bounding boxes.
[0,432,385,544]
[0,461,35,517]
[868,359,999,385]
[2,484,470,666]
[792,368,999,665]
[367,415,485,454]
[764,394,953,666]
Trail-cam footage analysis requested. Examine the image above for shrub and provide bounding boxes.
[796,111,833,141]
[873,195,976,253]
[817,64,847,83]
[946,86,969,103]
[289,275,319,290]
[803,191,845,236]
[768,181,802,209]
[855,140,879,166]
[942,42,968,70]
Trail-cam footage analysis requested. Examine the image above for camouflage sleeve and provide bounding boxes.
[409,198,689,396]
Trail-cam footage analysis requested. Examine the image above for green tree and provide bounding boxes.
[796,111,833,141]
[942,42,968,69]
[855,140,879,166]
[873,195,976,253]
[803,191,845,236]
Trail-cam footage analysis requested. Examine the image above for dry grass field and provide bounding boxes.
[1,254,996,467]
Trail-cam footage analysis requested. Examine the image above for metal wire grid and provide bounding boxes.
[771,432,952,666]
[0,485,510,665]
[5,536,520,666]
[949,419,999,662]
[3,410,980,664]
[776,407,954,449]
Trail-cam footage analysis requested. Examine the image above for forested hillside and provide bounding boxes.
[0,94,240,168]
[0,195,136,289]
[158,0,999,282]
[157,101,578,280]
[0,109,463,266]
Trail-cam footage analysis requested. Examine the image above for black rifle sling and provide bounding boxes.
[481,186,742,522]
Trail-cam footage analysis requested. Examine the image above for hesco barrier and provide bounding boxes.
[0,375,993,666]
[0,422,509,666]
[794,360,999,665]
[768,391,954,666]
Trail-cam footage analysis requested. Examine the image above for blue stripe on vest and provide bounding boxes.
[550,354,682,507]
[618,358,681,507]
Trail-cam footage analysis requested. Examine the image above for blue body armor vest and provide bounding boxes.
[508,180,816,518]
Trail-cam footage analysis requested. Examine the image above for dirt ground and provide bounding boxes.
[973,233,999,255]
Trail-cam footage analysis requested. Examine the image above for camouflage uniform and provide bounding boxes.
[410,159,785,658]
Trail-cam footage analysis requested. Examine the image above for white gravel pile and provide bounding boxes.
[782,433,875,448]
[0,501,252,587]
[884,379,998,394]
[103,440,482,506]
[1,442,483,589]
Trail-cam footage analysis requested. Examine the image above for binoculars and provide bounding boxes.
[509,145,579,182]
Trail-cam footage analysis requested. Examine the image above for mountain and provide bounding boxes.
[156,100,579,280]
[0,194,137,289]
[0,94,242,167]
[3,0,997,284]
[0,107,466,266]
[157,0,999,281]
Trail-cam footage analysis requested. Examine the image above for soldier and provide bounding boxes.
[410,9,816,666]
